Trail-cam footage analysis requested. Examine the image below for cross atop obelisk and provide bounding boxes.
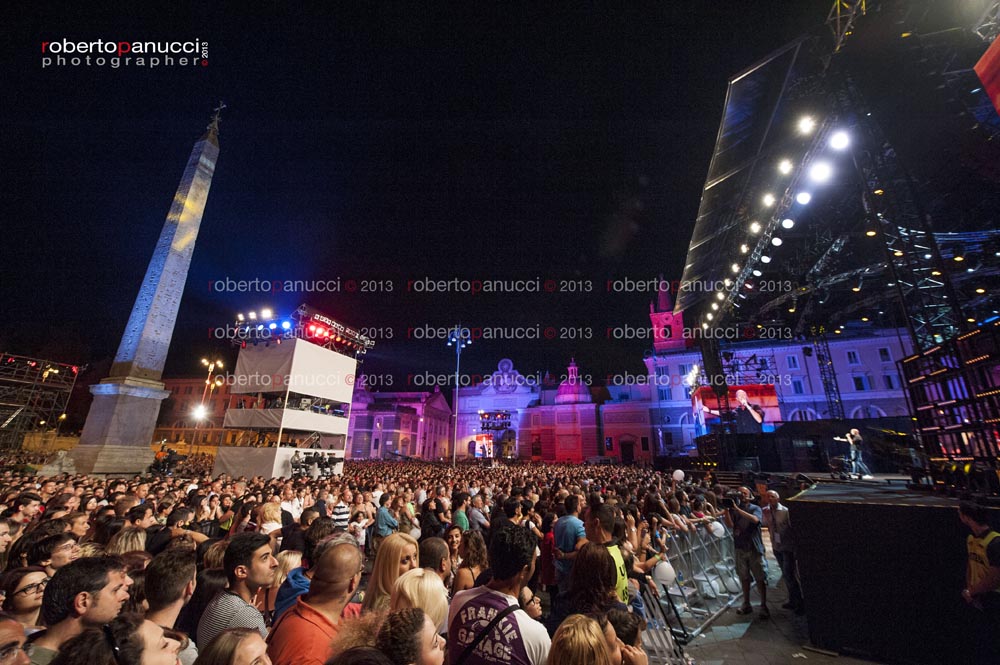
[74,108,222,474]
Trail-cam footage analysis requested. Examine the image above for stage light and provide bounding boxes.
[750,221,762,234]
[261,308,273,319]
[248,311,257,320]
[237,313,245,322]
[256,324,264,331]
[707,313,714,321]
[795,192,811,204]
[781,218,795,229]
[761,255,771,263]
[932,270,941,276]
[281,321,291,330]
[268,323,277,330]
[788,305,796,313]
[778,159,793,174]
[193,405,207,420]
[968,317,977,323]
[924,253,932,259]
[976,288,986,294]
[809,162,832,182]
[762,194,775,207]
[852,282,862,292]
[752,269,762,277]
[866,229,877,237]
[954,256,964,262]
[861,316,869,322]
[308,324,316,332]
[711,303,719,311]
[716,292,725,300]
[874,188,884,196]
[829,131,850,150]
[702,323,708,329]
[745,282,754,289]
[740,244,749,253]
[797,116,816,134]
[731,263,740,273]
[771,237,783,246]
[834,329,842,334]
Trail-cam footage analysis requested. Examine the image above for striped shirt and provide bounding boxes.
[331,502,351,530]
[197,590,268,648]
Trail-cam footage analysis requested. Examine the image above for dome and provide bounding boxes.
[555,359,591,405]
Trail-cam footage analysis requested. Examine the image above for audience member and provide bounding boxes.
[197,534,276,647]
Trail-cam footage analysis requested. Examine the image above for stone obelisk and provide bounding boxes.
[73,107,223,474]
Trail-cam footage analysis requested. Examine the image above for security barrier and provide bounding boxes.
[649,519,742,642]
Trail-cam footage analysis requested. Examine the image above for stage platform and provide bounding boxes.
[786,481,999,664]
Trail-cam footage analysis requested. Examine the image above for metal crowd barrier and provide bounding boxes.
[648,519,742,643]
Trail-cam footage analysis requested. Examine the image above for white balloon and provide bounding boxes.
[672,469,685,482]
[653,560,677,587]
[707,520,725,538]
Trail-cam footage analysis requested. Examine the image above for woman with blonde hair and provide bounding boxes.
[106,526,147,555]
[258,503,283,536]
[193,627,270,665]
[260,550,301,625]
[547,614,613,665]
[389,568,448,631]
[361,533,418,613]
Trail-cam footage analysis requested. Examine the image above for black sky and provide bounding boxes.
[1,1,831,387]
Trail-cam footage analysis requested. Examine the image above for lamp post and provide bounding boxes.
[195,358,223,454]
[446,325,471,468]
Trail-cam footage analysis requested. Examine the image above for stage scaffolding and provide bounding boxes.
[0,353,79,450]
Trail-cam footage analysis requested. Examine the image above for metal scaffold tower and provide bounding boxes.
[0,354,79,450]
[811,331,845,419]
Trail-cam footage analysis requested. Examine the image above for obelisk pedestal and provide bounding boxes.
[73,379,170,474]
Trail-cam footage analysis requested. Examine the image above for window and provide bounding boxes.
[792,379,805,395]
[658,387,672,402]
[878,347,892,363]
[852,375,872,391]
[884,373,900,390]
[847,350,860,365]
[641,436,650,451]
[184,386,193,395]
[677,363,692,377]
[786,355,799,370]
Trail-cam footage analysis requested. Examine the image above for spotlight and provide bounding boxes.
[281,321,291,330]
[711,303,719,311]
[762,194,776,207]
[248,311,257,320]
[852,278,863,292]
[268,322,277,330]
[724,278,732,287]
[861,316,869,322]
[874,188,884,196]
[750,221,762,234]
[894,250,903,256]
[740,244,749,253]
[954,256,964,262]
[771,237,783,246]
[716,292,725,300]
[761,255,772,264]
[829,131,850,150]
[809,162,833,182]
[976,288,986,294]
[778,159,793,174]
[261,308,273,319]
[707,313,714,321]
[781,218,795,229]
[931,270,941,276]
[237,313,245,322]
[866,229,877,237]
[731,263,740,273]
[257,324,264,331]
[798,116,816,134]
[192,405,207,420]
[795,192,811,205]
[752,269,762,277]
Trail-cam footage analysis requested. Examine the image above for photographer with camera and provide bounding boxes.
[721,486,769,619]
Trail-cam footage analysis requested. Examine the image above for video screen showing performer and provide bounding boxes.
[703,389,765,434]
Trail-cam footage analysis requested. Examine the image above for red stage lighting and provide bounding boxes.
[308,325,317,333]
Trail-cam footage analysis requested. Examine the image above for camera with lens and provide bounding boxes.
[722,491,742,509]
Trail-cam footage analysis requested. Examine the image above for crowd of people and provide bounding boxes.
[0,458,802,665]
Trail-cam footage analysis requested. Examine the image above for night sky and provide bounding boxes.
[2,1,830,391]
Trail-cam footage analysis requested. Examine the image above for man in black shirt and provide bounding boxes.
[702,390,764,434]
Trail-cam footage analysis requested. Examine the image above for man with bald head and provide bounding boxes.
[266,536,363,665]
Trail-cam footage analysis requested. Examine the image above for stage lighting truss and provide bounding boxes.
[227,304,376,358]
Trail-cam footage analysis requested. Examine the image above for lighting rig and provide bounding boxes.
[228,304,375,359]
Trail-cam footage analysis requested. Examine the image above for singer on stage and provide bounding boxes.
[703,389,765,434]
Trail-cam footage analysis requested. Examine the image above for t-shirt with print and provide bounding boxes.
[448,586,550,665]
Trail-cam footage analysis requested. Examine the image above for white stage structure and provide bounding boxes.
[215,337,354,478]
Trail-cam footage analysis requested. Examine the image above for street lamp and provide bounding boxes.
[446,325,471,468]
[195,358,223,453]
